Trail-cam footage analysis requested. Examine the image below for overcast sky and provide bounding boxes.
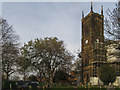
[2,2,116,56]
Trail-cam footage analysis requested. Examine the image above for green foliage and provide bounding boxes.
[53,70,68,83]
[18,40,35,80]
[19,37,74,85]
[18,52,31,80]
[99,64,117,85]
[73,58,81,72]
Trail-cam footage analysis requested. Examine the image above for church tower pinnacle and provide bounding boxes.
[101,5,103,15]
[82,10,84,19]
[91,0,93,12]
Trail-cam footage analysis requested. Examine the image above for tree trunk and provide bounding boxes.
[23,72,26,81]
[6,73,9,80]
[49,76,53,87]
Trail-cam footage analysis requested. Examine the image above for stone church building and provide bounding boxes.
[81,2,120,86]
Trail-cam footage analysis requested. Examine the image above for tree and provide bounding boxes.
[11,75,20,81]
[99,64,117,85]
[73,58,81,72]
[0,18,19,80]
[27,75,38,81]
[17,41,33,81]
[53,70,68,83]
[2,42,19,80]
[34,37,74,86]
[20,37,74,86]
[17,56,31,81]
[105,1,120,40]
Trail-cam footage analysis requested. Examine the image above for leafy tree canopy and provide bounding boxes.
[99,64,117,85]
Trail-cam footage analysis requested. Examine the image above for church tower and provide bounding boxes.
[81,2,106,85]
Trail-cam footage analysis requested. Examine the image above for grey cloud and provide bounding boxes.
[2,2,116,55]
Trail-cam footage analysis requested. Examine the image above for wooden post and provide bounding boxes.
[10,84,12,90]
